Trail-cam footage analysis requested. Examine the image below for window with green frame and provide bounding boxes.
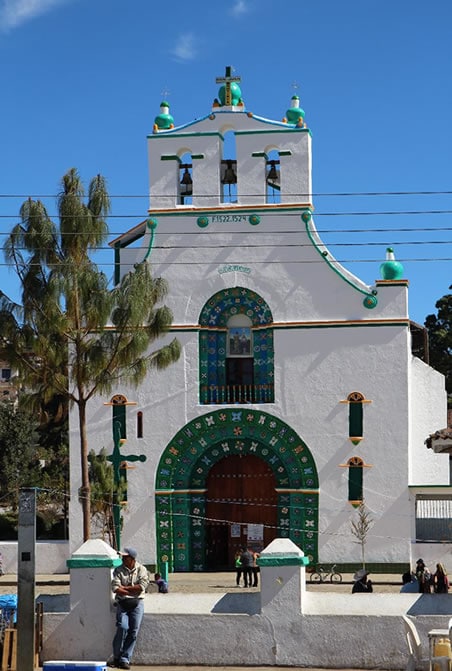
[198,287,274,405]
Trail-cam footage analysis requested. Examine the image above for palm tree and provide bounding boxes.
[0,168,181,540]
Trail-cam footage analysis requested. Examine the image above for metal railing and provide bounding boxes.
[200,384,274,405]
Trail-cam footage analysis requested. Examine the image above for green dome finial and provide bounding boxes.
[284,94,305,126]
[380,247,404,280]
[153,101,174,132]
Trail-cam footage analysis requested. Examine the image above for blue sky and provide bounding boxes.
[0,0,451,324]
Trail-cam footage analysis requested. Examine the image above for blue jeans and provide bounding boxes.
[112,599,144,664]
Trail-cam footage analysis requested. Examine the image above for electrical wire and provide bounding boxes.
[2,189,452,198]
[1,486,446,545]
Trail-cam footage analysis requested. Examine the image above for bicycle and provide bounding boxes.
[309,564,342,583]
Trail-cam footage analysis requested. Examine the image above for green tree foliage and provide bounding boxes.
[0,168,181,540]
[0,402,41,510]
[350,501,373,569]
[424,286,452,404]
[88,448,126,547]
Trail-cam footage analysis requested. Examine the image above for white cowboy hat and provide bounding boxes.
[353,568,370,581]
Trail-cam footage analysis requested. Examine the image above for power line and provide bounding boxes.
[0,258,449,268]
[2,189,452,198]
[1,210,452,221]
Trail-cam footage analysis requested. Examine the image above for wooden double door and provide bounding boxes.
[205,454,277,570]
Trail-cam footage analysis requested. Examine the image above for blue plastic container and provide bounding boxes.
[0,594,17,625]
[42,664,107,671]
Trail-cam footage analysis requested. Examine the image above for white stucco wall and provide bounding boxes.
[67,97,449,571]
[69,320,418,564]
[0,541,69,574]
[409,356,448,485]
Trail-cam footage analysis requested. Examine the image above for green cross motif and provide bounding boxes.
[107,420,146,549]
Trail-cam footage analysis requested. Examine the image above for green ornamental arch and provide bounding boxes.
[155,408,319,571]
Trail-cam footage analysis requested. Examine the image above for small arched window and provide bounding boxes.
[339,456,372,508]
[340,392,372,445]
[104,394,137,440]
[347,456,364,506]
[111,394,127,440]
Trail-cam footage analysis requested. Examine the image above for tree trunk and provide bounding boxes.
[78,400,91,541]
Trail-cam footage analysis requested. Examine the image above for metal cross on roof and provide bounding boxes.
[215,65,241,106]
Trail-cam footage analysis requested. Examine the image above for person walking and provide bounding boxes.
[240,546,254,588]
[109,547,149,669]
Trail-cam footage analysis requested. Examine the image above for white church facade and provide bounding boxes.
[69,67,449,573]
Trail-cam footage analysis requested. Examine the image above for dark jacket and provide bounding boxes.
[240,550,253,567]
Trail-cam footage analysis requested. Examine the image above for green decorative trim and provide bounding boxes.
[302,211,378,306]
[149,131,225,141]
[155,408,319,572]
[197,216,209,228]
[199,288,274,405]
[258,556,310,567]
[143,219,157,261]
[363,295,378,309]
[251,151,266,158]
[278,150,292,156]
[160,155,181,162]
[199,286,273,327]
[67,556,121,568]
[235,128,311,137]
[191,154,205,160]
[249,214,260,225]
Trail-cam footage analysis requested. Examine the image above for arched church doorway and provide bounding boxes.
[155,408,319,572]
[205,454,277,570]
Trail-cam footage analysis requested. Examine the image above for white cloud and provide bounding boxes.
[230,0,250,17]
[171,32,196,62]
[0,0,71,32]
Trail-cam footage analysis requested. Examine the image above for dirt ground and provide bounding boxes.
[0,571,404,596]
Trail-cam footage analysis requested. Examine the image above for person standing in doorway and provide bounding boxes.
[240,547,254,588]
[109,547,149,669]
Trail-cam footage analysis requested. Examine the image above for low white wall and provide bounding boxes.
[41,595,452,668]
[39,538,452,669]
[0,541,69,574]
